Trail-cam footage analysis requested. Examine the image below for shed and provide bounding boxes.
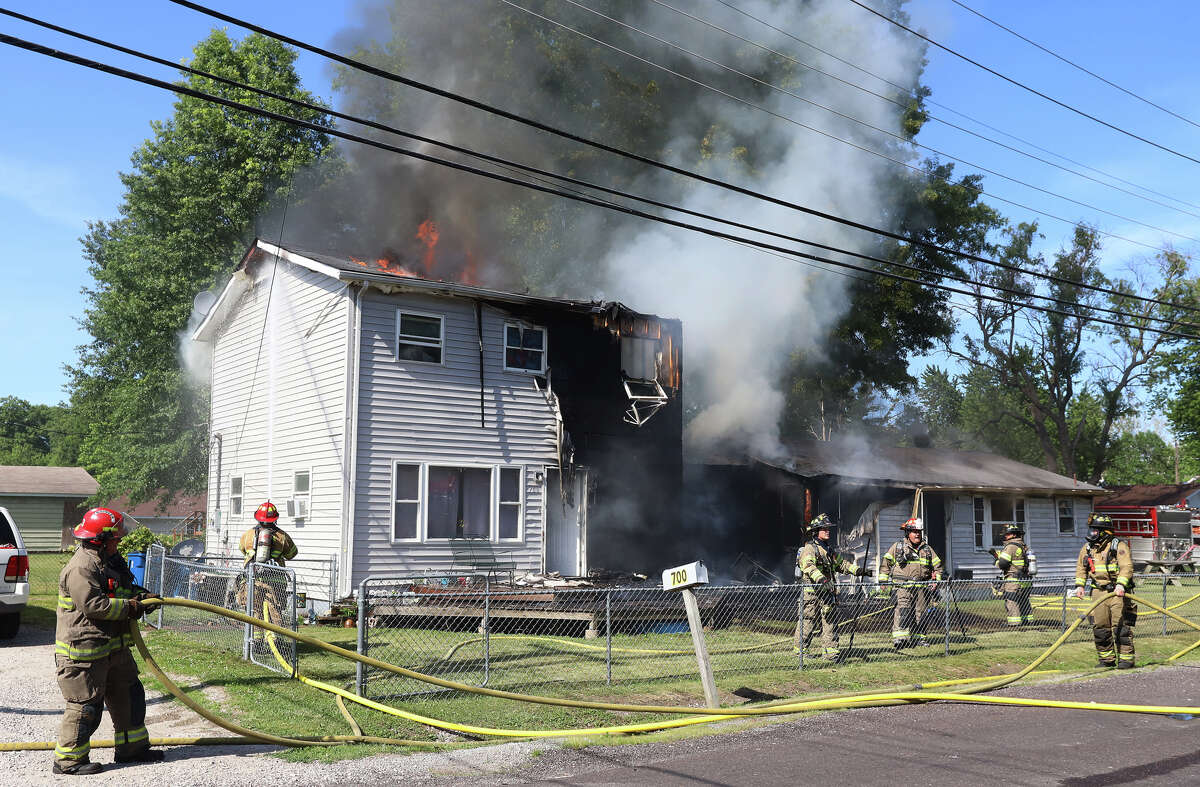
[0,466,99,550]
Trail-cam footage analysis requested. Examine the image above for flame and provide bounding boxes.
[416,219,439,275]
[460,249,479,286]
[349,255,370,268]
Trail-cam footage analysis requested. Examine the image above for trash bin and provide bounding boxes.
[127,551,146,587]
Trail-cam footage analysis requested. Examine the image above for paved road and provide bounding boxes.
[494,666,1200,786]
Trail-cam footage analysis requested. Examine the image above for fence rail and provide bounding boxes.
[356,573,1200,701]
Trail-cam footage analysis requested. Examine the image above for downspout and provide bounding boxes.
[212,433,223,551]
[340,283,364,598]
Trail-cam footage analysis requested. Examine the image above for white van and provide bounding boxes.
[0,506,30,639]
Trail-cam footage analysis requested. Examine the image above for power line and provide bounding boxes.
[2,32,1194,343]
[8,7,1189,335]
[710,0,1200,214]
[845,0,1200,166]
[948,0,1200,131]
[520,0,1200,249]
[641,0,1200,222]
[161,0,1200,318]
[6,7,1190,335]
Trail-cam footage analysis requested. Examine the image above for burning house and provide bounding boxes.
[691,440,1106,580]
[192,239,682,596]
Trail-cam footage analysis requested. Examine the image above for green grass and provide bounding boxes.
[27,551,70,599]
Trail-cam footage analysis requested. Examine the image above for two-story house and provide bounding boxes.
[193,240,683,596]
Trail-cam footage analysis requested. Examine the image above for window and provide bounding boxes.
[289,470,310,518]
[427,466,491,539]
[499,467,522,540]
[974,496,1026,549]
[230,476,243,516]
[392,463,420,541]
[504,323,546,372]
[1057,499,1075,534]
[396,311,443,364]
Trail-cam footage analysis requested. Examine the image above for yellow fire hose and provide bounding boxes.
[4,591,1200,754]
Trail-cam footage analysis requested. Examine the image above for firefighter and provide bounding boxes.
[1074,513,1136,668]
[793,514,864,660]
[990,523,1033,625]
[53,508,163,775]
[879,517,943,648]
[237,501,298,624]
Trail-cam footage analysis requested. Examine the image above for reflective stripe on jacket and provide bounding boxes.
[797,540,856,585]
[879,541,942,585]
[55,547,138,661]
[995,539,1030,580]
[1075,539,1134,589]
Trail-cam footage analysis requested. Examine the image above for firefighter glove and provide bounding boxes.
[1074,587,1085,599]
[1114,585,1126,597]
[126,597,143,617]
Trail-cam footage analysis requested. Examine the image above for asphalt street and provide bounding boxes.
[485,665,1200,786]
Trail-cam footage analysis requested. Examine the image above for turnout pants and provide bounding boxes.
[795,589,840,657]
[892,586,935,644]
[55,647,149,762]
[1089,589,1135,666]
[1003,580,1033,625]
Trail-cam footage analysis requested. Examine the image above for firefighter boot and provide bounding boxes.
[114,748,165,764]
[52,759,103,775]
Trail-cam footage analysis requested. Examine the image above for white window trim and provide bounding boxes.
[395,309,445,366]
[390,461,423,544]
[291,468,312,519]
[503,321,548,374]
[229,475,244,519]
[1055,497,1076,536]
[973,495,1027,551]
[497,465,525,543]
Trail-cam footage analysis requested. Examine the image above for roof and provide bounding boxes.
[700,440,1103,495]
[195,240,674,342]
[102,492,206,518]
[0,466,99,497]
[1097,484,1200,507]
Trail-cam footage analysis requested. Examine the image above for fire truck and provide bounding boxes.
[1092,503,1200,567]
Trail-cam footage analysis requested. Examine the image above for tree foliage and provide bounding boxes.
[0,397,81,467]
[68,31,334,504]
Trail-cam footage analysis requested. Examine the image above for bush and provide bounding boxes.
[118,525,162,557]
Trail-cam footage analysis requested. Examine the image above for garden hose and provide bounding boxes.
[4,591,1200,754]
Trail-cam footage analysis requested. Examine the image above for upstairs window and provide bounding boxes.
[396,311,443,364]
[505,323,546,372]
[230,476,243,516]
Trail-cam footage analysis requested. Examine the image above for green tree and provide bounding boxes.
[0,397,81,466]
[68,31,334,504]
[1103,430,1198,485]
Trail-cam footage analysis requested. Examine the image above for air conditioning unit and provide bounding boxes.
[285,498,308,518]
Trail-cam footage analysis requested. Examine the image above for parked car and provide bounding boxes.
[0,506,30,639]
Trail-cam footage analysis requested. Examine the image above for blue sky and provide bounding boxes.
[1,0,1198,406]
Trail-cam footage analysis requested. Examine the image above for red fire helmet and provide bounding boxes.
[254,501,280,524]
[74,508,124,542]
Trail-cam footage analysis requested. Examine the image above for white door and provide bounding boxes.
[545,468,587,576]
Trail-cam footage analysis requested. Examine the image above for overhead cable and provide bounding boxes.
[948,0,1200,131]
[1,32,1193,342]
[521,0,1200,248]
[845,0,1200,166]
[159,0,1200,317]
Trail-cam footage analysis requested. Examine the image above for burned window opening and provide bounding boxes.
[622,377,668,427]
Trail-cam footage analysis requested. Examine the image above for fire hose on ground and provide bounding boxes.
[4,591,1200,754]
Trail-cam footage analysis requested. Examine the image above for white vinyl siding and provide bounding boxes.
[950,495,1095,577]
[352,292,556,584]
[204,260,349,579]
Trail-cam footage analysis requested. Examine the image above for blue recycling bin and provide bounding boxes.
[127,551,146,587]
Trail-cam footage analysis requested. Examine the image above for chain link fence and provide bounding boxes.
[143,543,298,674]
[356,573,1200,701]
[190,554,338,617]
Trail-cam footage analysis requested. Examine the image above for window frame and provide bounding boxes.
[229,475,244,518]
[291,468,312,519]
[503,321,548,374]
[1056,498,1076,535]
[973,495,1027,551]
[395,309,445,366]
[497,466,524,542]
[424,462,496,541]
[390,462,423,544]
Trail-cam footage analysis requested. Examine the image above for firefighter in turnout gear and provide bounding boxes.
[879,517,943,648]
[237,501,298,625]
[990,523,1033,625]
[1074,513,1136,668]
[793,514,864,660]
[53,508,163,775]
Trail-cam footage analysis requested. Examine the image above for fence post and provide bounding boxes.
[1060,578,1069,633]
[355,578,368,697]
[483,576,490,685]
[243,564,254,661]
[605,589,612,686]
[1162,576,1169,636]
[289,570,299,676]
[943,581,951,656]
[797,584,804,671]
[156,546,166,630]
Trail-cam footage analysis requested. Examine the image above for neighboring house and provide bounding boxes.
[1094,484,1200,564]
[103,492,206,538]
[1099,484,1200,510]
[691,441,1104,580]
[193,240,683,595]
[0,466,99,550]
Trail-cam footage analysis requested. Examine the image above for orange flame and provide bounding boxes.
[416,219,439,275]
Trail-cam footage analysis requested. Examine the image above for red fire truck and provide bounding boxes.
[1092,503,1198,567]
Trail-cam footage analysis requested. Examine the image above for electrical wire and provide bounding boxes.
[845,0,1200,166]
[1,31,1195,342]
[948,0,1200,132]
[641,0,1200,222]
[529,0,1200,248]
[709,0,1200,214]
[4,7,1190,335]
[161,0,1200,318]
